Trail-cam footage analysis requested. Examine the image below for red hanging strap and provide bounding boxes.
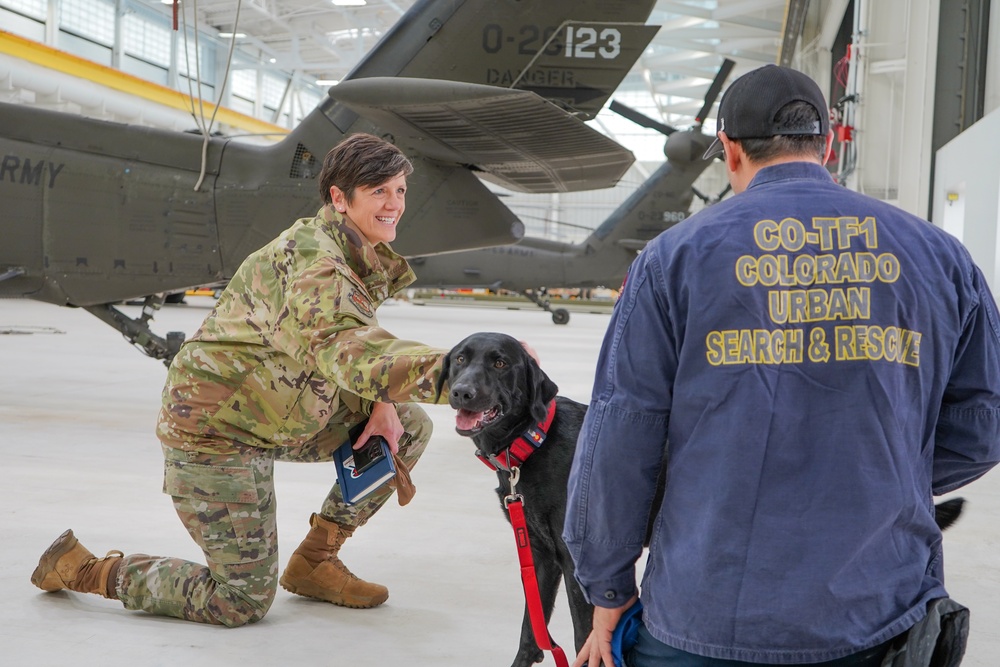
[505,492,570,667]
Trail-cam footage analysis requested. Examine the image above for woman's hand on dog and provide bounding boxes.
[519,340,540,366]
[356,401,404,454]
[573,594,639,667]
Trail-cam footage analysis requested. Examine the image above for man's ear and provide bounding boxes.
[821,130,835,166]
[719,132,754,194]
[719,131,740,171]
[525,356,558,424]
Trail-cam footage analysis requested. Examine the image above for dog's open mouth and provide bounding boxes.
[455,405,502,434]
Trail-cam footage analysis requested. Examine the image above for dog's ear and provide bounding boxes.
[525,355,559,424]
[435,351,452,402]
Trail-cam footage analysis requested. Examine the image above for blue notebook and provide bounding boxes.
[333,424,396,505]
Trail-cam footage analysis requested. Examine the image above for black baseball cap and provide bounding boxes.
[702,64,829,160]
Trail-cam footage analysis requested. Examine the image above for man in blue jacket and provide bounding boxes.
[563,65,1000,667]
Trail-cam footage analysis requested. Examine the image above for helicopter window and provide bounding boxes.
[289,143,318,179]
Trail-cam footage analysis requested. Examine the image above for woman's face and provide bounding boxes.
[331,172,407,245]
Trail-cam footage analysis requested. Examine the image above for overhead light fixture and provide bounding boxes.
[332,0,367,6]
[219,32,246,38]
[315,79,340,86]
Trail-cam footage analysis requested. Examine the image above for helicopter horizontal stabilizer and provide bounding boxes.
[327,77,635,194]
[616,239,649,251]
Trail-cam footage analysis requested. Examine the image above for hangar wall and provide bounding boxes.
[933,108,1000,290]
[799,0,998,225]
[796,0,942,217]
[930,0,1000,291]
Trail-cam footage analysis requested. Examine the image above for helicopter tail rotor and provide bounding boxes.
[608,100,678,136]
[609,58,736,137]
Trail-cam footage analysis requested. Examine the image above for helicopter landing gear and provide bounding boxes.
[85,294,185,366]
[523,288,570,325]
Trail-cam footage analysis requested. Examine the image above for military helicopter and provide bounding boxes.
[407,58,736,324]
[0,0,659,362]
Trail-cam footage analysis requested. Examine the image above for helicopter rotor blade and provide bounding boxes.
[612,58,735,137]
[693,58,736,129]
[609,100,678,136]
[691,182,733,207]
[714,183,733,202]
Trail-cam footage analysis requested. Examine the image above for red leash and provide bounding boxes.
[504,467,570,667]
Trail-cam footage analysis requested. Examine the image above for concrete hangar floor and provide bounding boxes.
[1,296,997,666]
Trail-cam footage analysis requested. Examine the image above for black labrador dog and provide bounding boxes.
[439,332,591,667]
[438,332,965,667]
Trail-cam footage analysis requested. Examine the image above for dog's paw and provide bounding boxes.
[509,647,544,667]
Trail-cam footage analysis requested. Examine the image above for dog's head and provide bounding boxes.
[437,332,558,440]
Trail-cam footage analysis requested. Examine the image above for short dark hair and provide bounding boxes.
[318,133,414,204]
[738,101,828,163]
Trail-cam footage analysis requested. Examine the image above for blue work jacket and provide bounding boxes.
[563,162,1000,663]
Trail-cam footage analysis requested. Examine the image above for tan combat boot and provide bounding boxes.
[279,513,388,608]
[31,529,123,599]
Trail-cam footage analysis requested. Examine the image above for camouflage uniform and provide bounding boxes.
[115,206,445,627]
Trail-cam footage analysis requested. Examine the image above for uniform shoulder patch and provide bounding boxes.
[348,288,375,318]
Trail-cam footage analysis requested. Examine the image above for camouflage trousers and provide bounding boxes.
[114,402,431,627]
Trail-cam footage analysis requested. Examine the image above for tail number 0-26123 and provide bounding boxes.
[481,24,622,59]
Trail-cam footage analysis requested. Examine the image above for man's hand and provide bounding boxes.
[572,595,639,667]
[519,340,540,366]
[355,401,404,454]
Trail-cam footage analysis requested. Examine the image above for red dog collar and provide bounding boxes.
[477,400,557,472]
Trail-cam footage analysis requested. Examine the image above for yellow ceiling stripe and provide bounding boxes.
[0,29,289,138]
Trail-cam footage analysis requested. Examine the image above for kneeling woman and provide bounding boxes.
[32,133,449,627]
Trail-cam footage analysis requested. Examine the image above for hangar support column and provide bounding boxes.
[847,0,940,217]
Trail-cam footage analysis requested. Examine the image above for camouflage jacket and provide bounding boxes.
[157,206,446,454]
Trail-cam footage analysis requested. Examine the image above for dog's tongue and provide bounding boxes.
[455,408,483,431]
